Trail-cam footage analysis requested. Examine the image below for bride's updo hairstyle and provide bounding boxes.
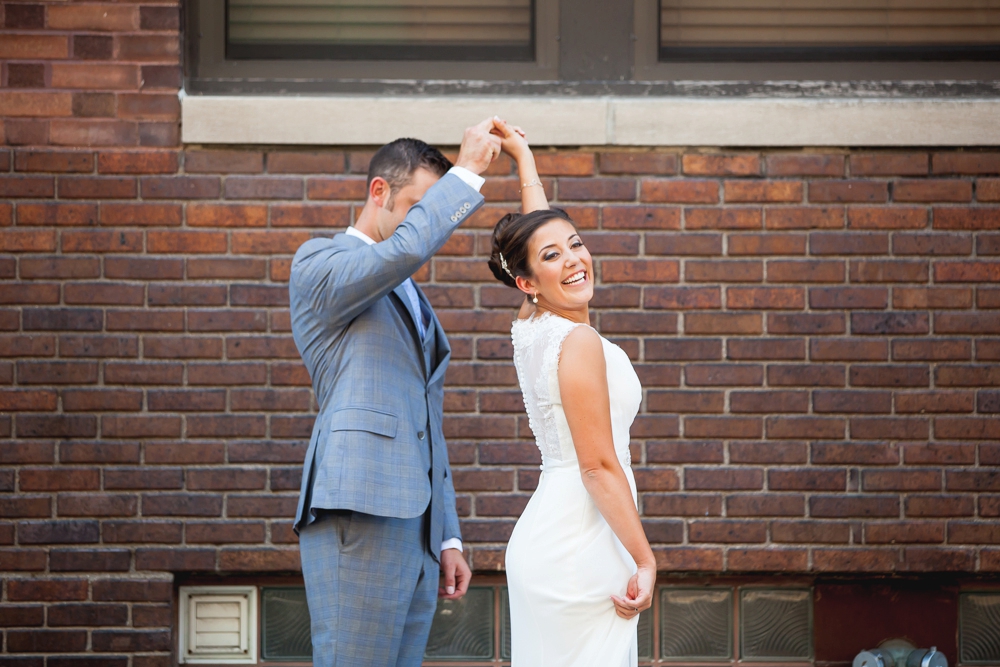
[488,208,575,288]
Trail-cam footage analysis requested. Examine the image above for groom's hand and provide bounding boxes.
[439,548,471,600]
[455,118,503,176]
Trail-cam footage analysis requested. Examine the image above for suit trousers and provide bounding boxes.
[299,509,439,667]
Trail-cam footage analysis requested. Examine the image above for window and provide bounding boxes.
[658,1,1000,62]
[185,0,558,93]
[225,0,535,62]
[634,0,1000,81]
[176,580,817,666]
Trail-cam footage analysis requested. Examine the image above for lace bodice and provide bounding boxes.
[511,312,642,466]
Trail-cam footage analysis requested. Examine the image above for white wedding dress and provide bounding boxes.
[505,311,642,667]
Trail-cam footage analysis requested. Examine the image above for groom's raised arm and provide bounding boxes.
[291,174,482,329]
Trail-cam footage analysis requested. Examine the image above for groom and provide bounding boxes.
[289,119,501,666]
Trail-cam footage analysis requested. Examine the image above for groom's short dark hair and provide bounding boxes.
[367,138,453,198]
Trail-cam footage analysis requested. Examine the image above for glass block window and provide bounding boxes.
[425,587,495,661]
[740,589,812,662]
[959,592,1000,665]
[261,588,312,662]
[660,588,733,661]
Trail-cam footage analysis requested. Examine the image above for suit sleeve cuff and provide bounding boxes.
[447,166,485,193]
[441,538,463,553]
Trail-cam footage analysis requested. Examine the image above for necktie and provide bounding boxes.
[402,278,427,339]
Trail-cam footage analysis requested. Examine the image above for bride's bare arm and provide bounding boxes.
[494,118,548,214]
[558,326,655,618]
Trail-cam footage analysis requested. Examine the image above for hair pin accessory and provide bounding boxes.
[499,252,514,279]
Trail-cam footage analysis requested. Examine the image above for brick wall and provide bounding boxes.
[3,0,1000,663]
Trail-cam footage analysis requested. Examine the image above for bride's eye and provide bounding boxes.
[571,240,584,249]
[543,251,559,261]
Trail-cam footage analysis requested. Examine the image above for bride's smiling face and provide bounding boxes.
[518,219,594,310]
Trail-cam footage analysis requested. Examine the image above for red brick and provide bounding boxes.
[646,232,721,256]
[640,179,718,203]
[643,287,720,310]
[685,207,761,230]
[726,494,805,517]
[600,259,677,283]
[186,521,266,544]
[932,152,1000,175]
[766,154,844,177]
[934,207,1000,230]
[893,232,973,256]
[731,441,807,464]
[850,417,929,440]
[724,180,802,203]
[729,548,808,571]
[730,390,808,413]
[63,389,142,412]
[17,203,99,227]
[903,442,976,465]
[558,177,635,201]
[532,153,593,176]
[766,417,845,439]
[935,365,1000,386]
[686,260,762,282]
[811,444,899,464]
[727,287,804,310]
[647,440,724,463]
[683,416,762,439]
[851,153,927,176]
[8,630,88,652]
[905,495,974,518]
[809,179,888,203]
[894,179,972,202]
[892,339,971,361]
[894,287,972,309]
[141,176,220,200]
[685,313,762,335]
[810,338,887,361]
[643,493,721,517]
[14,150,93,173]
[813,548,898,572]
[647,390,724,413]
[851,312,929,336]
[847,207,927,230]
[599,152,676,175]
[728,233,806,256]
[683,154,759,176]
[98,151,178,174]
[766,259,844,284]
[689,519,766,543]
[849,364,929,387]
[769,468,845,491]
[645,338,721,361]
[104,362,183,385]
[601,206,680,230]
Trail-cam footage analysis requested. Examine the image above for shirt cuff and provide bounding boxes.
[441,538,463,553]
[448,166,485,193]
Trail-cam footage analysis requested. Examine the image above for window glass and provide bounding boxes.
[227,0,534,61]
[659,0,1000,61]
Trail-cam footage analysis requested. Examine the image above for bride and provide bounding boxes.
[487,120,655,667]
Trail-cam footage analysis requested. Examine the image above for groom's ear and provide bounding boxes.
[368,176,391,209]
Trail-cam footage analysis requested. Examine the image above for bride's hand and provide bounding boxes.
[611,562,655,619]
[491,116,530,162]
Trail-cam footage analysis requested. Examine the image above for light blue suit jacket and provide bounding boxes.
[289,173,483,560]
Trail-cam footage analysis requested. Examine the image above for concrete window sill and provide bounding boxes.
[181,94,1000,147]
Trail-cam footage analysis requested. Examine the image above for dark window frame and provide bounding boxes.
[185,0,1000,95]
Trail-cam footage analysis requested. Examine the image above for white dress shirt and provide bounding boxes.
[343,166,483,553]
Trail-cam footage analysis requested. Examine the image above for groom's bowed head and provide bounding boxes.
[355,118,505,245]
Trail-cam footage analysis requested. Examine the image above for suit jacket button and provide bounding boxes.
[418,431,425,440]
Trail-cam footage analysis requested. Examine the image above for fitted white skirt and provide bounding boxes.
[505,456,639,667]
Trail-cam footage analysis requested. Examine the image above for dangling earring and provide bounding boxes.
[532,293,538,304]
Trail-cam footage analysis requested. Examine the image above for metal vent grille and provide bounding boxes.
[660,587,733,660]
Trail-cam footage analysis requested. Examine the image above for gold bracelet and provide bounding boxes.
[519,178,542,194]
